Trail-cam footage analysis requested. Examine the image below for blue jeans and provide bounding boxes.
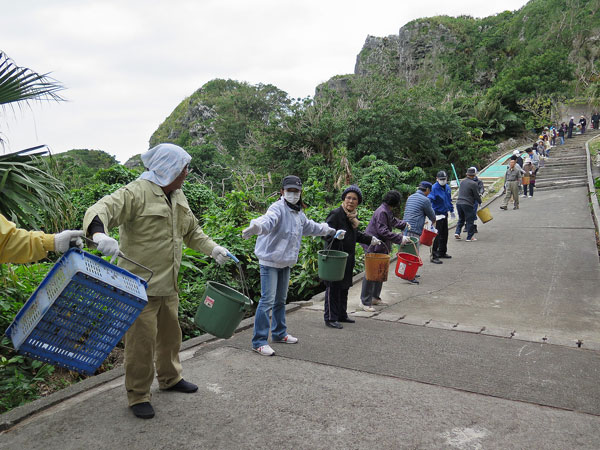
[252,265,290,348]
[560,136,564,145]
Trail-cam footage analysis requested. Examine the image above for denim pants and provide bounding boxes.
[360,279,383,306]
[252,265,290,348]
[560,136,565,145]
[455,203,476,239]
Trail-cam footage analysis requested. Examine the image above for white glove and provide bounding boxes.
[211,245,230,265]
[242,221,260,239]
[450,212,456,220]
[54,230,85,253]
[405,223,411,231]
[401,236,412,245]
[335,230,346,240]
[370,236,382,246]
[93,233,120,263]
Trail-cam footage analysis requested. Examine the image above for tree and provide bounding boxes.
[0,51,66,230]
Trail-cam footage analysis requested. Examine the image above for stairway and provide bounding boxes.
[534,130,599,191]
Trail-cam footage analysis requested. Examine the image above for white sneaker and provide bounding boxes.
[361,304,376,312]
[274,334,298,344]
[253,344,275,356]
[372,298,387,305]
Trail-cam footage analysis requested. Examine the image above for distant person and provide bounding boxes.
[427,171,455,263]
[454,167,482,242]
[512,150,524,169]
[472,170,485,234]
[568,117,575,138]
[500,159,522,211]
[522,156,536,198]
[550,126,557,146]
[403,182,436,283]
[558,123,566,145]
[323,185,378,329]
[0,213,84,263]
[592,112,599,130]
[580,115,587,134]
[360,190,409,304]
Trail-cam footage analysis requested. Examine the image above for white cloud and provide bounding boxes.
[1,0,529,163]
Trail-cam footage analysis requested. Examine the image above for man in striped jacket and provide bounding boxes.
[402,181,437,284]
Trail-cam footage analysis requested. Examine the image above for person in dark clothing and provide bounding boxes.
[592,112,599,130]
[454,167,482,242]
[558,123,566,145]
[360,190,410,302]
[568,117,575,138]
[427,171,455,263]
[580,115,587,134]
[323,185,378,329]
[472,173,485,234]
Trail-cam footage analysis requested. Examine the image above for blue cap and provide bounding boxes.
[419,181,433,190]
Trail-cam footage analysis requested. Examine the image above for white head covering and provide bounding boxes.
[139,143,191,187]
[524,156,532,164]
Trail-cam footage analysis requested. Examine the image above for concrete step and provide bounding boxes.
[535,182,588,191]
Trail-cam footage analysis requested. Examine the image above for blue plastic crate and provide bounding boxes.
[5,248,148,375]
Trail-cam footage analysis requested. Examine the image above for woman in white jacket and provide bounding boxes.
[242,175,341,356]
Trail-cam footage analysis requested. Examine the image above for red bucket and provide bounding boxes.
[419,228,437,246]
[395,252,423,280]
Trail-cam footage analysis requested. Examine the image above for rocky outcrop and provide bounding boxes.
[354,20,459,85]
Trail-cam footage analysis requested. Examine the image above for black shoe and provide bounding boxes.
[500,206,507,210]
[407,278,420,285]
[325,321,343,329]
[165,379,198,393]
[339,317,355,323]
[439,254,452,259]
[430,258,443,264]
[131,402,155,419]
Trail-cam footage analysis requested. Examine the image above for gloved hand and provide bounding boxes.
[401,236,412,245]
[54,230,85,253]
[335,230,346,240]
[450,212,456,220]
[405,223,411,231]
[211,245,230,265]
[93,233,120,263]
[242,222,260,239]
[370,236,382,246]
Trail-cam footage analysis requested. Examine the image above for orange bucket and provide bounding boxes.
[395,253,423,280]
[419,228,437,246]
[365,253,390,282]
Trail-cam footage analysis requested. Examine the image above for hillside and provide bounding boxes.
[146,0,599,202]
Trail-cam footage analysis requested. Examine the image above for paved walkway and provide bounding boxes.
[2,140,600,449]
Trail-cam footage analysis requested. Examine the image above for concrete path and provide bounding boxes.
[2,141,600,449]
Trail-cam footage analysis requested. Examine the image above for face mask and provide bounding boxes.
[438,179,447,186]
[283,191,301,204]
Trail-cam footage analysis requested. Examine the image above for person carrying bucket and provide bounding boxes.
[83,143,232,420]
[427,171,455,264]
[323,185,380,329]
[455,167,482,241]
[402,182,436,284]
[360,190,410,309]
[242,175,341,356]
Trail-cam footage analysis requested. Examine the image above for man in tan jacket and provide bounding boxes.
[84,143,230,419]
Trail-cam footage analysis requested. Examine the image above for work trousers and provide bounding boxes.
[502,181,520,208]
[455,204,476,240]
[432,215,449,257]
[124,294,183,406]
[324,284,350,322]
[360,279,383,306]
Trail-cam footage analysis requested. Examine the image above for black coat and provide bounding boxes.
[324,206,372,289]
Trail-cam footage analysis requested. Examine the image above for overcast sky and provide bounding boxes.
[1,0,529,163]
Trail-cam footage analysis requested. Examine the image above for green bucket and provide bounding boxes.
[194,281,252,339]
[398,237,419,256]
[317,250,348,281]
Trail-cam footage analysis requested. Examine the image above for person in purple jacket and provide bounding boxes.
[359,190,410,311]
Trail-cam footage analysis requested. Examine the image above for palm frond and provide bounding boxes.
[0,51,65,107]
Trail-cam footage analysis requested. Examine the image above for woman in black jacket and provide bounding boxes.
[323,185,379,329]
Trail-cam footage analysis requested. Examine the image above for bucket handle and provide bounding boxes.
[225,252,252,303]
[322,230,343,260]
[400,236,419,257]
[82,236,154,283]
[366,241,390,254]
